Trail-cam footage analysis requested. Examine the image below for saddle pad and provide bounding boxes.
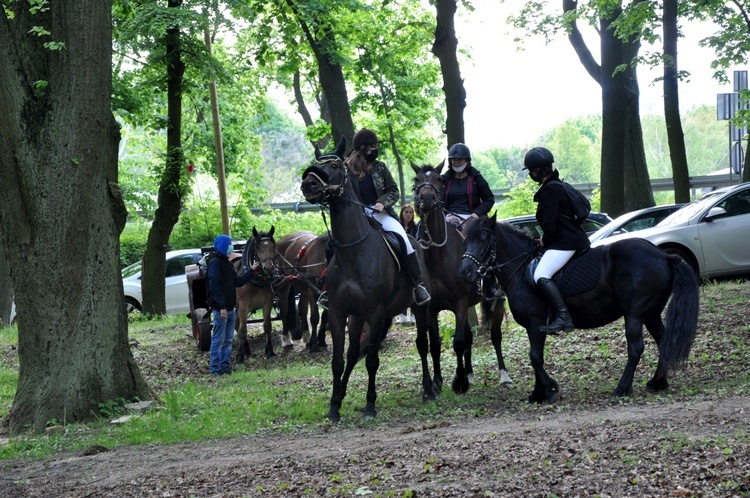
[556,247,601,298]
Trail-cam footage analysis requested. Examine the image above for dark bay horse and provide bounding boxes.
[411,163,510,393]
[275,230,329,353]
[235,227,279,362]
[459,214,700,402]
[300,139,439,422]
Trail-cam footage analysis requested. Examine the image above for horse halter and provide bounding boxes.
[413,173,449,249]
[302,156,348,207]
[254,235,279,277]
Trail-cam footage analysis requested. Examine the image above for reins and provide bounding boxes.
[413,178,449,249]
[462,228,536,285]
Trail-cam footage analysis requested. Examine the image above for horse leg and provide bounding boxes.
[326,310,348,423]
[527,327,559,403]
[644,315,669,392]
[280,287,295,350]
[362,317,388,419]
[612,317,646,397]
[341,315,366,401]
[317,309,329,349]
[307,292,322,353]
[428,312,443,393]
[414,307,438,401]
[263,298,276,358]
[235,300,251,365]
[300,292,313,347]
[488,300,512,386]
[452,305,472,394]
[295,292,310,343]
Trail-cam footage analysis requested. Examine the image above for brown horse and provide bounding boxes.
[275,231,329,353]
[411,163,510,393]
[235,227,279,362]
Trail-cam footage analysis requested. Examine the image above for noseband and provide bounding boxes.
[461,228,497,277]
[302,157,348,207]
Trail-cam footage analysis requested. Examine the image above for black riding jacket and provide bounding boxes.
[534,171,591,252]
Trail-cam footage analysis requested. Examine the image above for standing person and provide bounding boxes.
[522,146,590,334]
[397,203,419,324]
[206,234,255,376]
[347,128,430,305]
[440,143,494,229]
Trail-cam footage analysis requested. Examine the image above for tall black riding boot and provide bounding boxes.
[405,252,431,305]
[536,277,574,334]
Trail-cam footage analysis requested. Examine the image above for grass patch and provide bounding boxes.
[1,280,749,461]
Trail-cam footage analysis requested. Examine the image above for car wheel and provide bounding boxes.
[193,307,212,351]
[124,297,141,314]
[663,247,699,277]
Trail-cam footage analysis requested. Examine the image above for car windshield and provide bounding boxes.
[658,191,722,226]
[121,261,142,278]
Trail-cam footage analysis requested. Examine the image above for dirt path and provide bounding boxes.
[3,395,749,497]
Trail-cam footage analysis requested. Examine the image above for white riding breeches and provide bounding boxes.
[365,207,415,255]
[534,249,576,283]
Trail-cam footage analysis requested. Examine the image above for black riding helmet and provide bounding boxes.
[523,147,554,170]
[448,143,471,160]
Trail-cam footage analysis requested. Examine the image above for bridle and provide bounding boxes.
[461,227,535,285]
[413,176,449,249]
[254,235,279,277]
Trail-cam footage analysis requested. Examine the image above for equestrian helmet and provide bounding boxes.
[523,147,555,170]
[448,143,471,160]
[353,129,379,150]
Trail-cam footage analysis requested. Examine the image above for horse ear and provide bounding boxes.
[410,161,420,174]
[336,136,347,159]
[252,226,258,238]
[489,212,497,223]
[436,159,445,174]
[314,145,322,160]
[269,226,275,237]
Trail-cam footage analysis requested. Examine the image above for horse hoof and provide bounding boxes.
[452,376,470,394]
[266,350,277,359]
[235,355,245,365]
[498,369,513,386]
[327,409,340,423]
[283,344,294,351]
[646,379,668,392]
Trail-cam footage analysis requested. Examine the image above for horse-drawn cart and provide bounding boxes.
[185,244,281,351]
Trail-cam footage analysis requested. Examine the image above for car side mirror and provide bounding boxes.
[704,206,727,221]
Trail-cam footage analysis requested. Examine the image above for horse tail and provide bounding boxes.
[660,255,700,371]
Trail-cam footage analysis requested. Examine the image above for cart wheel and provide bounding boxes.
[194,308,212,351]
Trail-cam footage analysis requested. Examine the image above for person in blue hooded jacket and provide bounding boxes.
[206,234,255,376]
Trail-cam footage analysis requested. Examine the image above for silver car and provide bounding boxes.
[588,204,686,244]
[592,182,750,278]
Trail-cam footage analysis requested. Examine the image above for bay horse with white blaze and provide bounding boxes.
[300,139,439,422]
[411,162,510,393]
[459,214,699,402]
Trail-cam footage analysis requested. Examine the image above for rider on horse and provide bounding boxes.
[348,128,431,305]
[523,147,590,334]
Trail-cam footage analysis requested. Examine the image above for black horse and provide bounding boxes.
[411,162,510,393]
[459,214,699,402]
[300,139,438,422]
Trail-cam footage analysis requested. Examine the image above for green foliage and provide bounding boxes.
[120,220,150,267]
[494,179,539,218]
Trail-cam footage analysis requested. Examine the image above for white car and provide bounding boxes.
[122,249,203,314]
[588,204,685,244]
[592,182,750,278]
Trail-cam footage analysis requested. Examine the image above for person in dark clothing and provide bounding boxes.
[206,234,255,376]
[399,202,419,237]
[523,146,590,334]
[347,128,430,305]
[440,143,494,229]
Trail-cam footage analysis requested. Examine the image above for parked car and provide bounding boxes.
[503,212,613,238]
[122,249,203,315]
[588,204,686,244]
[592,182,750,278]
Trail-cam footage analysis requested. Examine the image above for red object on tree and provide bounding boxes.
[187,162,194,173]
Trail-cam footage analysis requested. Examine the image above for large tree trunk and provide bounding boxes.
[141,0,187,315]
[432,0,466,147]
[0,241,12,326]
[663,0,690,203]
[623,38,654,212]
[0,1,154,433]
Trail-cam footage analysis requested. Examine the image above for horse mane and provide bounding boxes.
[497,221,538,251]
[465,216,538,254]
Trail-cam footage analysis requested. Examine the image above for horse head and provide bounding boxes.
[301,137,347,205]
[459,213,497,284]
[411,160,445,216]
[251,226,277,277]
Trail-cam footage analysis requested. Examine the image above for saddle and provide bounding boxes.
[366,217,403,272]
[526,247,602,298]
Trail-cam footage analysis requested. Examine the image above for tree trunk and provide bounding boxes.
[599,15,627,217]
[0,242,13,327]
[0,1,154,433]
[432,0,465,147]
[623,38,654,212]
[141,0,187,315]
[663,0,690,203]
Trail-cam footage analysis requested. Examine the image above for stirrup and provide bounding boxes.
[413,285,431,306]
